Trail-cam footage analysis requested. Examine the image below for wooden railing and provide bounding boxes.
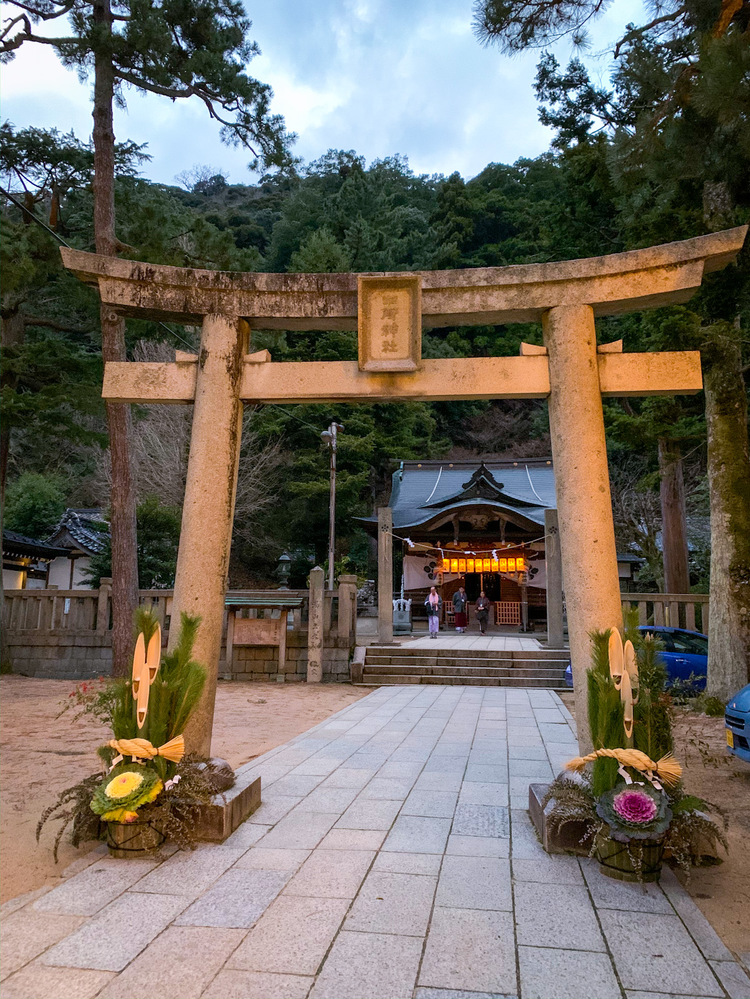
[621,593,709,633]
[3,588,102,632]
[2,583,355,641]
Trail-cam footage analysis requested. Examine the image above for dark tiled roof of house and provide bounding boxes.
[46,509,109,555]
[2,530,69,560]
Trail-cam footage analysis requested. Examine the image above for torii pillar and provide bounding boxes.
[543,306,622,749]
[169,314,247,756]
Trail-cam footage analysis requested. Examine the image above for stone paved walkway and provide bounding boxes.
[2,686,749,999]
[398,636,544,651]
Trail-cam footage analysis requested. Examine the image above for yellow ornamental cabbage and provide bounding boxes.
[91,765,163,820]
[105,771,145,799]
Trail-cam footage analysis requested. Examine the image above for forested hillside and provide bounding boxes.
[1,122,747,591]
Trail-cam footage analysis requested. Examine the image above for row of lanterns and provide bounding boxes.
[441,555,525,574]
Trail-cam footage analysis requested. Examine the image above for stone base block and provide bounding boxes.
[194,773,262,842]
[528,782,593,856]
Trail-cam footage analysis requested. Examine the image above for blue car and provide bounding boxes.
[725,684,750,764]
[564,626,708,689]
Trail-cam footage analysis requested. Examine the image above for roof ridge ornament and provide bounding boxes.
[460,462,504,496]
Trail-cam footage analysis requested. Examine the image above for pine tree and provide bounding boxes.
[1,0,292,675]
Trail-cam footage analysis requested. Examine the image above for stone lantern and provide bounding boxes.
[277,552,291,590]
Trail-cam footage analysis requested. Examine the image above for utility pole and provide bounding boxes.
[321,421,343,590]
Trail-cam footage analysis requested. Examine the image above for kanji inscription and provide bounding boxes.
[357,274,421,372]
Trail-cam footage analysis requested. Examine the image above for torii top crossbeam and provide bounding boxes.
[62,227,744,328]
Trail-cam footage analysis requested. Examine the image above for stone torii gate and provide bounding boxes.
[61,225,747,755]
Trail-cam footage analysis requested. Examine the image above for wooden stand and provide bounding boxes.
[225,596,303,675]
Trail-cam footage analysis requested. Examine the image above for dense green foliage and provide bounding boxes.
[84,496,182,589]
[4,472,67,538]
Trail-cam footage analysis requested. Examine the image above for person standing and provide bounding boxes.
[453,586,468,633]
[424,586,442,639]
[475,590,491,635]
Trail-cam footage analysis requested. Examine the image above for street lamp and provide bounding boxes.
[321,422,344,590]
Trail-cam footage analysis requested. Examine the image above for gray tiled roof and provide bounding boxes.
[363,459,556,530]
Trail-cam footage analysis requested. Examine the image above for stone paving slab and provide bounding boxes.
[452,802,510,837]
[309,930,423,999]
[419,907,517,995]
[96,926,245,999]
[228,895,349,976]
[345,869,437,935]
[710,960,750,999]
[518,945,621,999]
[2,684,747,999]
[134,847,245,900]
[384,813,452,853]
[173,869,289,929]
[598,909,725,996]
[515,881,607,952]
[31,857,159,917]
[202,970,313,999]
[40,892,190,971]
[283,848,374,898]
[0,911,87,981]
[415,991,516,999]
[0,963,114,999]
[435,855,513,911]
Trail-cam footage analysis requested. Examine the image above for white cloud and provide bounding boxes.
[0,0,648,185]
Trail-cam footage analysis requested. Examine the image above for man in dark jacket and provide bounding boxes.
[453,587,468,633]
[475,591,491,635]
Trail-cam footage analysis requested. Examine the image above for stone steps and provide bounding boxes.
[366,645,567,661]
[358,674,569,689]
[364,662,566,676]
[359,644,569,689]
[365,656,568,670]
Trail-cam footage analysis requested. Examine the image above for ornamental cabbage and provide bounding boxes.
[595,782,672,842]
[91,764,163,822]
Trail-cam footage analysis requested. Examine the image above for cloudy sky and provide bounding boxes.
[2,0,645,186]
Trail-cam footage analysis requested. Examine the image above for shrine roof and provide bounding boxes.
[361,459,556,532]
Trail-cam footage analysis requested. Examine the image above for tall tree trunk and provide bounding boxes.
[703,326,750,699]
[0,309,26,672]
[658,438,690,596]
[93,0,139,677]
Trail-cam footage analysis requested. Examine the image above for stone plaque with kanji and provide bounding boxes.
[358,274,421,372]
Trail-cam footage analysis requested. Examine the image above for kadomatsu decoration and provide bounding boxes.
[38,609,234,860]
[543,620,727,882]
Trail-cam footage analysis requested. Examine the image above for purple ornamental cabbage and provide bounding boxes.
[596,783,672,842]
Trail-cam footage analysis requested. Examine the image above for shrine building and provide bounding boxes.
[361,459,640,630]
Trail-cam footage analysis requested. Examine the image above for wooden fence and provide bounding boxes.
[3,580,354,681]
[620,593,709,633]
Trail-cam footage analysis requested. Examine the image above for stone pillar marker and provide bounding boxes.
[307,566,324,682]
[544,509,564,649]
[169,314,247,757]
[377,507,394,644]
[337,573,358,646]
[97,577,112,635]
[542,304,623,752]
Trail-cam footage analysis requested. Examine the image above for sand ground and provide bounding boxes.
[0,676,367,905]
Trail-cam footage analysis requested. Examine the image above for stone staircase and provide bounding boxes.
[357,645,569,689]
